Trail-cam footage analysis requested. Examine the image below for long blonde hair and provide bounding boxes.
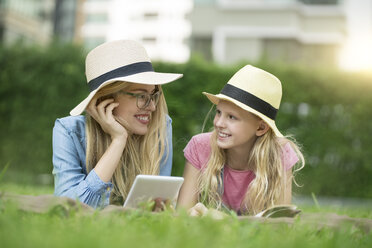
[198,111,305,215]
[85,82,169,205]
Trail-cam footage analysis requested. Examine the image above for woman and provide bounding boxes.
[52,40,182,208]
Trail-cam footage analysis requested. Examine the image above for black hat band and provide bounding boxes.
[88,61,154,92]
[220,84,278,120]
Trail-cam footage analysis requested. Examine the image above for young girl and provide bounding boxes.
[52,40,182,208]
[177,65,304,216]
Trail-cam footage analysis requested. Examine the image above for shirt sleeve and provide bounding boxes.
[159,115,173,176]
[52,118,112,208]
[281,142,299,171]
[183,133,212,170]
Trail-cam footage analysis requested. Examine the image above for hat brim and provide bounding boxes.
[202,92,283,137]
[70,71,183,116]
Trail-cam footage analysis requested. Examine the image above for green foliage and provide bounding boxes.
[0,42,86,177]
[0,184,371,248]
[0,43,372,198]
[0,200,371,248]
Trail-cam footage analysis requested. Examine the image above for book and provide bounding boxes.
[255,204,301,218]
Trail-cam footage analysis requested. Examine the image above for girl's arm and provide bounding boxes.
[280,140,300,204]
[177,162,200,210]
[283,169,293,204]
[177,161,228,219]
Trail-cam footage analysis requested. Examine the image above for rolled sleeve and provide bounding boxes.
[159,115,173,176]
[52,117,112,208]
[183,133,213,170]
[281,142,300,171]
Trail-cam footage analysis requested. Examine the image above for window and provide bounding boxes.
[85,13,108,23]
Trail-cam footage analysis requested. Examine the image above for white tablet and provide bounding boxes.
[123,175,184,208]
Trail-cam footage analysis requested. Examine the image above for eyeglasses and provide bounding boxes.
[119,90,162,110]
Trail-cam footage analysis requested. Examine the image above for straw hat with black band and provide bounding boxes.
[70,40,183,116]
[203,65,283,137]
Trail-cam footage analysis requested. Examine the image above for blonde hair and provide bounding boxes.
[198,110,305,215]
[85,82,169,205]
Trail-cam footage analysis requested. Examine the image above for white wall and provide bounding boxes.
[82,0,193,63]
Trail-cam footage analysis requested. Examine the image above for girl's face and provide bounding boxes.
[213,100,265,150]
[113,83,158,135]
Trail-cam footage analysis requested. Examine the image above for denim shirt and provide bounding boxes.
[52,115,173,209]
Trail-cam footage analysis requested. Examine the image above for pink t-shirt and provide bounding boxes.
[183,132,299,212]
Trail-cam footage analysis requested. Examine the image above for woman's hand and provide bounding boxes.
[86,97,129,182]
[86,97,128,143]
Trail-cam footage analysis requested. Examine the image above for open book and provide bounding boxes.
[255,205,301,218]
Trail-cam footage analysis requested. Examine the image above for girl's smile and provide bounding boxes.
[217,130,231,139]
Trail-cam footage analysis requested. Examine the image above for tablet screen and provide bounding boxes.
[123,175,184,208]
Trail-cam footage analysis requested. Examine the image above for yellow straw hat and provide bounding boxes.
[203,65,283,137]
[70,40,183,116]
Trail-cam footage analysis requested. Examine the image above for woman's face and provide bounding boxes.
[113,83,158,135]
[213,100,263,151]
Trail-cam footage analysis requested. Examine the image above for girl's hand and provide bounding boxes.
[188,202,228,220]
[188,202,208,216]
[86,97,128,143]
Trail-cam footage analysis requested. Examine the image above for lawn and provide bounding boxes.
[1,182,371,248]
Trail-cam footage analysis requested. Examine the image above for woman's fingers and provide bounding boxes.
[86,98,127,139]
[105,102,119,121]
[96,99,115,118]
[86,97,98,116]
[88,98,117,123]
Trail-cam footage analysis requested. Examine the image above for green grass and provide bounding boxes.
[1,183,371,248]
[0,182,53,195]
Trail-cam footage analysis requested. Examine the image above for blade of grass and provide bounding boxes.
[311,192,320,210]
[0,162,10,183]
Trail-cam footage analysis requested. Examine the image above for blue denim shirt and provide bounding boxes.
[52,115,173,209]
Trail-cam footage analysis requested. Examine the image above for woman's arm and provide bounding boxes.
[177,162,200,210]
[86,98,128,182]
[53,97,128,208]
[53,118,112,208]
[93,138,126,182]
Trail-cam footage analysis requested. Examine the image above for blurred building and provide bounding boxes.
[0,0,55,45]
[0,0,83,45]
[1,0,370,69]
[81,0,193,63]
[191,0,347,66]
[0,0,193,63]
[54,0,84,43]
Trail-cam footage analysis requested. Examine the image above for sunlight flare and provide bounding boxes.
[339,36,372,71]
